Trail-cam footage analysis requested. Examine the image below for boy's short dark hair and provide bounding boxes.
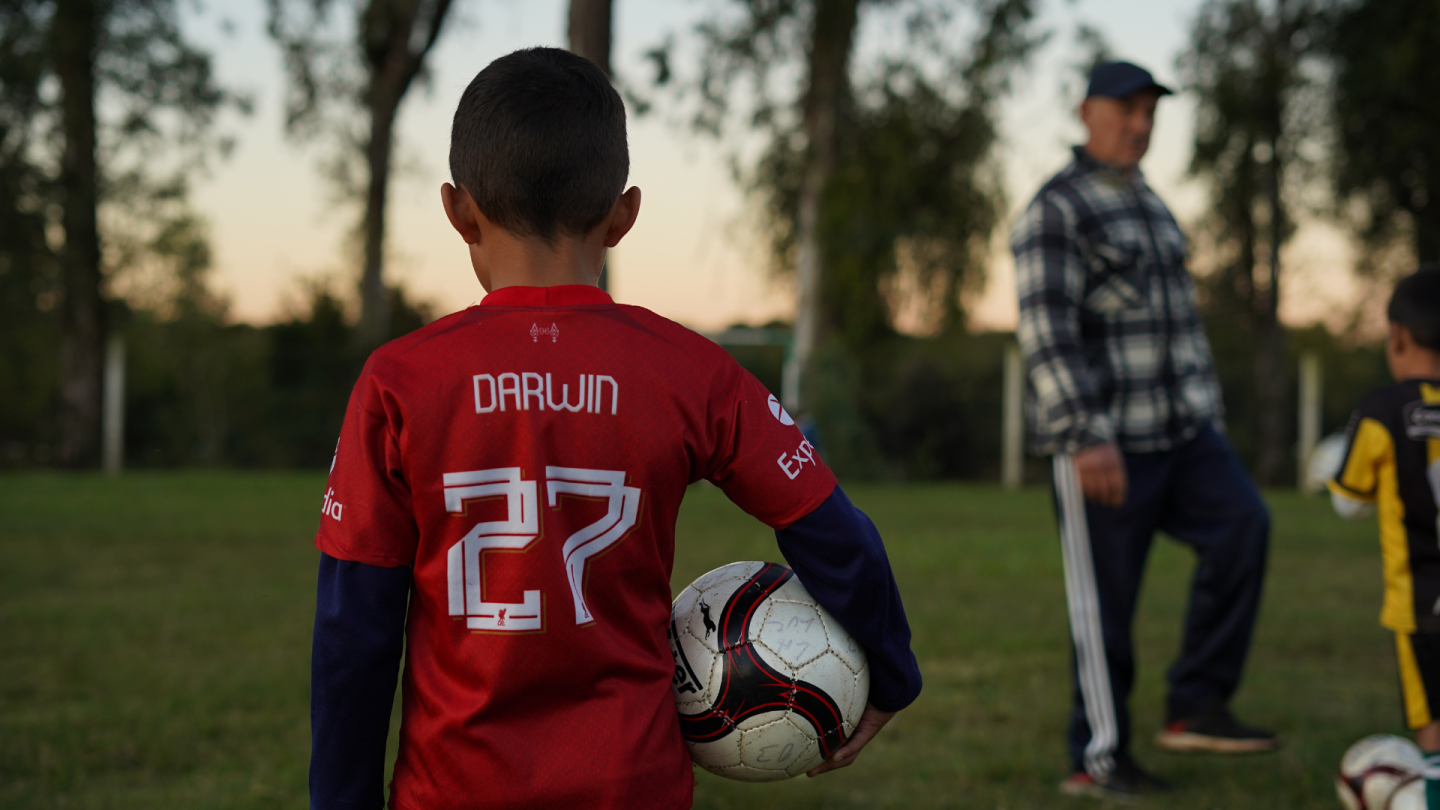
[1389,264,1440,351]
[449,47,628,244]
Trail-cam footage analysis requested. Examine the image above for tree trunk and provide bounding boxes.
[785,0,859,412]
[1252,313,1286,483]
[568,0,613,291]
[568,0,612,75]
[353,0,456,351]
[54,0,103,467]
[356,93,399,350]
[1415,207,1440,264]
[1253,140,1287,485]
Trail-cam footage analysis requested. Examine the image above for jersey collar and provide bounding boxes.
[480,285,614,307]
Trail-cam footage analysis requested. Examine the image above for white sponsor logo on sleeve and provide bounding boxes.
[777,440,817,480]
[767,394,795,425]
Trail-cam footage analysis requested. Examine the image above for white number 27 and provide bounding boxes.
[443,466,640,632]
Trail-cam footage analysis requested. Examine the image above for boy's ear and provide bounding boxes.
[1391,321,1412,353]
[441,183,482,245]
[602,186,643,248]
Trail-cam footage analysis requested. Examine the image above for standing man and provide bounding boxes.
[1011,61,1279,800]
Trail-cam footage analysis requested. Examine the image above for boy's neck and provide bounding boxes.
[475,228,605,292]
[1394,352,1440,383]
[441,183,640,293]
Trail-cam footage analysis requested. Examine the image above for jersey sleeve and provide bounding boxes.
[315,365,420,567]
[702,363,837,530]
[1329,405,1392,503]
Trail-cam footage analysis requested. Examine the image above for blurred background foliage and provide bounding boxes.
[0,281,432,469]
[0,293,1388,482]
[0,0,1427,483]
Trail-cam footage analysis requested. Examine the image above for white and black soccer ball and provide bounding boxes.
[1337,734,1425,810]
[1305,433,1351,494]
[667,561,869,781]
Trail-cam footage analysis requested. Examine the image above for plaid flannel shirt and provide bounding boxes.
[1011,146,1223,456]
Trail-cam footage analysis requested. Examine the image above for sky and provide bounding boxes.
[183,0,1362,332]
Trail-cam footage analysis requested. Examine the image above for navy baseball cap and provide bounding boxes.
[1086,61,1173,100]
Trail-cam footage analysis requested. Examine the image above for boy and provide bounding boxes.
[1331,265,1440,807]
[308,48,922,810]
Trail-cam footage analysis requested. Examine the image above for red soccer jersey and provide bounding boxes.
[316,285,837,810]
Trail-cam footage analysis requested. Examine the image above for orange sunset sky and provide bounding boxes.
[182,0,1363,334]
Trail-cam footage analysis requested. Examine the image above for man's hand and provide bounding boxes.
[805,704,897,777]
[1075,442,1127,507]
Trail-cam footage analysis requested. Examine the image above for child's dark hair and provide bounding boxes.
[1389,264,1440,351]
[449,48,628,244]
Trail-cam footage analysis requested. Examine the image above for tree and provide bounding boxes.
[0,0,238,466]
[1179,0,1325,484]
[52,0,103,467]
[659,0,1038,422]
[1328,0,1440,267]
[268,0,456,350]
[789,0,858,414]
[567,0,614,291]
[568,0,612,75]
[0,2,60,461]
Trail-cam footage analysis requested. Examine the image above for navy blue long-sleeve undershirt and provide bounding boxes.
[311,555,410,810]
[309,484,921,809]
[774,485,922,713]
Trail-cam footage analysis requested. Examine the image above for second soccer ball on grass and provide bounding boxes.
[1337,734,1426,810]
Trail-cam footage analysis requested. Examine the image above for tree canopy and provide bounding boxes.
[664,0,1040,345]
[1328,0,1440,267]
[1179,0,1326,484]
[0,0,241,465]
[267,0,457,349]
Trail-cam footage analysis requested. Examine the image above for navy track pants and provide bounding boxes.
[1050,425,1270,777]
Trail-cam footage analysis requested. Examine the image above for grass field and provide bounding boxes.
[0,471,1396,808]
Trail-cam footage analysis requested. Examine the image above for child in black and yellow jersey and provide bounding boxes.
[1331,264,1440,806]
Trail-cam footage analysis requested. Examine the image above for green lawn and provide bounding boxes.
[0,472,1391,808]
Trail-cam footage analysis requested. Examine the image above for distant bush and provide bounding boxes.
[0,295,1394,480]
[800,331,1015,482]
[791,324,1390,484]
[1207,318,1391,483]
[0,285,430,470]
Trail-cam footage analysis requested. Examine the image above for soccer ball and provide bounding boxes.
[667,561,869,781]
[1337,735,1425,810]
[1305,432,1350,493]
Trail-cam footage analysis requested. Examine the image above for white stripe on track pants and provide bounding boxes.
[1054,454,1119,779]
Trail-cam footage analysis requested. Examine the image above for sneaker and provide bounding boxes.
[1059,757,1172,802]
[1154,704,1281,754]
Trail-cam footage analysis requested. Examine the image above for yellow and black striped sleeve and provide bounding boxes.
[1329,415,1392,503]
